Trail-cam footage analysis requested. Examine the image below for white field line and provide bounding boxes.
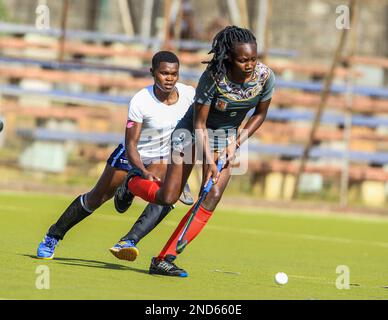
[221,206,388,223]
[93,213,388,249]
[0,205,31,212]
[4,203,388,249]
[210,224,388,249]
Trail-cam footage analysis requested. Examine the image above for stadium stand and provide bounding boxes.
[1,22,388,205]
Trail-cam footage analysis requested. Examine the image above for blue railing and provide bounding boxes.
[2,84,388,128]
[1,56,388,97]
[16,127,388,165]
[249,143,388,165]
[0,22,298,57]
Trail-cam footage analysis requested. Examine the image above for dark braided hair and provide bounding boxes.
[204,26,257,80]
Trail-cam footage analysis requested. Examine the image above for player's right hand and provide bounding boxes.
[142,169,161,182]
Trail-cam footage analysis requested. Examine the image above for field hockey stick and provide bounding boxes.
[176,158,225,254]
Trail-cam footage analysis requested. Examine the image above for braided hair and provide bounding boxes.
[204,26,257,80]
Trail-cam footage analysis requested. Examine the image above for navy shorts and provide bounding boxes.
[107,143,166,170]
[107,143,132,171]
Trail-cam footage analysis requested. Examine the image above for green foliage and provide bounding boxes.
[0,0,8,21]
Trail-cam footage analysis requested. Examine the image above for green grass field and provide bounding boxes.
[1,191,388,300]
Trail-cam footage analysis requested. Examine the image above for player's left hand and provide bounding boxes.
[219,142,238,167]
[205,162,221,184]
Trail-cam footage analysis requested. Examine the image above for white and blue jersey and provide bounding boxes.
[107,82,195,170]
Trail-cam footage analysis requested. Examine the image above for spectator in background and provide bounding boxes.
[180,1,200,41]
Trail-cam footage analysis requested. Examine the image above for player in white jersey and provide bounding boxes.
[36,51,195,261]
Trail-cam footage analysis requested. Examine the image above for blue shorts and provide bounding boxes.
[107,143,166,170]
[107,143,131,171]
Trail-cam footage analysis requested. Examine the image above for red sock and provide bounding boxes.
[127,176,162,203]
[158,205,213,259]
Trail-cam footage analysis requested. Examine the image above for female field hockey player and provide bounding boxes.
[114,26,276,277]
[37,51,194,260]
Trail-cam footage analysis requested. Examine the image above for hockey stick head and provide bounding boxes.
[176,239,188,254]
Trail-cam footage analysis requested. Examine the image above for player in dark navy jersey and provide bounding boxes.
[117,26,275,277]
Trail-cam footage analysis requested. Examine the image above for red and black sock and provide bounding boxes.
[158,205,213,259]
[127,176,162,203]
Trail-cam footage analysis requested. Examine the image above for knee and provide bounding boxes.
[84,192,104,210]
[202,187,222,211]
[158,190,180,206]
[210,186,223,203]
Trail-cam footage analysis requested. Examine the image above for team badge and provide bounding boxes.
[215,99,228,111]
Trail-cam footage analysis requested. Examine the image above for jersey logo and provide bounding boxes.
[229,112,237,117]
[215,98,228,111]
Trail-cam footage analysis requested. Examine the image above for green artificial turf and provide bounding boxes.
[1,191,388,300]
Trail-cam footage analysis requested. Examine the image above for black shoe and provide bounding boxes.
[114,168,142,213]
[179,182,194,205]
[149,255,188,277]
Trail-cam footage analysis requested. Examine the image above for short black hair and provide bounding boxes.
[151,51,179,70]
[204,26,257,80]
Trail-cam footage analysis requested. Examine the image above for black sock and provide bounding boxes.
[48,195,94,240]
[121,203,174,244]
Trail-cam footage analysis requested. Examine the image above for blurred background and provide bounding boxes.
[0,0,388,212]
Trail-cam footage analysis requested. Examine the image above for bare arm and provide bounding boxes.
[125,121,158,180]
[194,103,214,166]
[220,99,272,164]
[194,103,221,183]
[125,121,145,171]
[236,98,272,147]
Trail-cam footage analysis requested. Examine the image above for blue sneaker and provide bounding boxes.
[37,234,59,259]
[109,240,139,261]
[114,167,143,214]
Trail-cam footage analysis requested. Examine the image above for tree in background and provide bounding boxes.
[0,0,9,21]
